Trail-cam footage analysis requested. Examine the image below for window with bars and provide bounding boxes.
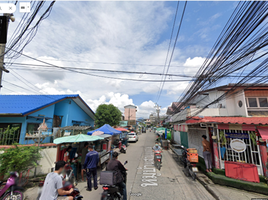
[218,129,260,166]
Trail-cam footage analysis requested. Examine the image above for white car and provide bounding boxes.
[128,132,139,142]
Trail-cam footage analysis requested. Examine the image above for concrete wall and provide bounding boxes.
[188,128,207,158]
[124,108,136,121]
[174,131,181,144]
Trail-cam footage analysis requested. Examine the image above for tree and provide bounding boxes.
[95,104,122,128]
[0,144,41,176]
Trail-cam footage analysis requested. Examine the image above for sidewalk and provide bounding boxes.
[196,173,268,200]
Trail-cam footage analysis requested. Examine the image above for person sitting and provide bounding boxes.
[40,161,73,200]
[153,142,162,151]
[106,152,127,200]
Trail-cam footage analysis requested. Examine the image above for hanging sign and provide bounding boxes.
[230,139,246,153]
[225,132,249,139]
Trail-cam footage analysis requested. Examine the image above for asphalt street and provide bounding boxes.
[25,130,215,200]
[78,130,215,200]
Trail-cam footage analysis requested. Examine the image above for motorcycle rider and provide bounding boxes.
[153,142,162,151]
[106,152,127,200]
[40,161,74,200]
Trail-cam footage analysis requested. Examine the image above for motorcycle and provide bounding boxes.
[100,161,128,200]
[120,144,127,154]
[0,171,24,200]
[36,171,82,200]
[153,150,162,170]
[180,146,199,181]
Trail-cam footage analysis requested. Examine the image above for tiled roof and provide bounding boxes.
[0,94,79,115]
[186,116,268,125]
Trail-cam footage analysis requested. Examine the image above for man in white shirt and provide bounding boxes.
[40,161,74,200]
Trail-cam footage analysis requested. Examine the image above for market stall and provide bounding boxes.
[116,127,129,146]
[54,134,105,179]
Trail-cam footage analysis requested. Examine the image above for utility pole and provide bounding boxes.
[0,14,15,92]
[155,103,161,126]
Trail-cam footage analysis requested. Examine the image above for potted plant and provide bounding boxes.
[219,130,227,159]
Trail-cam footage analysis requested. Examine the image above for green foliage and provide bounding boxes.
[95,104,122,128]
[0,144,42,176]
[219,130,227,145]
[249,132,257,145]
[0,125,20,145]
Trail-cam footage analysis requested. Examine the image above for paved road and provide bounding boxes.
[78,130,214,200]
[25,130,214,200]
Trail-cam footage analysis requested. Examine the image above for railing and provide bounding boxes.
[0,129,21,145]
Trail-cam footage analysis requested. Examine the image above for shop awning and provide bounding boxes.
[54,134,103,144]
[257,126,268,140]
[99,134,112,139]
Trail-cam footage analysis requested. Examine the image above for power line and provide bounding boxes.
[156,1,188,103]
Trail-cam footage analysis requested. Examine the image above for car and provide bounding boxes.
[128,132,139,142]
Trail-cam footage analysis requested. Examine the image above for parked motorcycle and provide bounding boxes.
[180,146,199,181]
[0,171,24,200]
[120,144,127,154]
[100,161,128,200]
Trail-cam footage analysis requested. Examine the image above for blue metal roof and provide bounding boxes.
[0,94,79,115]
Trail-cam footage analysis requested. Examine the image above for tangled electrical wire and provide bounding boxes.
[4,1,55,66]
[169,1,268,119]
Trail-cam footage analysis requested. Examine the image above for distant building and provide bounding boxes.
[124,105,137,126]
[149,113,156,124]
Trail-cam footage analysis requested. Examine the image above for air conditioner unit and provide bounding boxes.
[200,123,207,127]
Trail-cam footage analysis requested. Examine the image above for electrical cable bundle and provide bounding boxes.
[170,1,268,119]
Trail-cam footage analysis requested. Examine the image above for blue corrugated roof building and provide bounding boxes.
[0,94,95,145]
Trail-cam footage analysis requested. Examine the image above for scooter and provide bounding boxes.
[180,146,199,181]
[153,150,162,170]
[120,144,127,154]
[100,161,128,200]
[0,171,24,200]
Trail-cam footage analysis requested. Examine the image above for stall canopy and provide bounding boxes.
[54,134,103,144]
[87,124,121,135]
[257,126,268,140]
[116,127,129,132]
[92,131,104,136]
[99,134,112,139]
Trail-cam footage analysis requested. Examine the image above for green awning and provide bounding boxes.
[54,134,103,144]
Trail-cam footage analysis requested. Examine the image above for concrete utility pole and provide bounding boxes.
[155,103,161,126]
[0,14,15,92]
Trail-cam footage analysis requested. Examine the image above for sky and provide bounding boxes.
[1,1,239,119]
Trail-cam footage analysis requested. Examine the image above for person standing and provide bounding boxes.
[81,142,89,181]
[106,152,127,200]
[202,135,212,172]
[83,145,99,191]
[64,146,72,164]
[40,161,73,200]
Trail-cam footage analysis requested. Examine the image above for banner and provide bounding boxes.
[225,132,249,139]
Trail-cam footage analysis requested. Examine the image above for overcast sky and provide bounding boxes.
[1,1,238,118]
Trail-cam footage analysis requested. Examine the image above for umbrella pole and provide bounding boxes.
[56,144,61,162]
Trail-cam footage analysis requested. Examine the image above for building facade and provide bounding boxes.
[124,105,137,126]
[0,95,95,145]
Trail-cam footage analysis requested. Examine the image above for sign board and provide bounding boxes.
[225,132,249,139]
[230,139,246,153]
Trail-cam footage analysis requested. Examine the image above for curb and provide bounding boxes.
[196,174,220,200]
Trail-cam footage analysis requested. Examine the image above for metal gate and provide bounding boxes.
[217,129,263,175]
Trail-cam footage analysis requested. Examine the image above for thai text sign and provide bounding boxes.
[225,132,249,139]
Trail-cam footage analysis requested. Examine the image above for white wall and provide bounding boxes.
[36,147,57,175]
[188,128,207,158]
[225,90,247,116]
[174,131,181,144]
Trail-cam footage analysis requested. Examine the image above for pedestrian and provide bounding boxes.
[64,146,72,164]
[83,144,99,191]
[81,142,89,181]
[106,152,127,200]
[40,161,73,200]
[202,135,212,172]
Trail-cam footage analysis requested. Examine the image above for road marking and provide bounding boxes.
[140,147,159,187]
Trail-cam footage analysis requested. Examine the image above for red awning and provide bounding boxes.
[257,126,268,140]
